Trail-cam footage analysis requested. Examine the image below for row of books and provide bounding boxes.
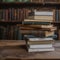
[0,8,60,22]
[0,8,29,22]
[0,0,60,3]
[0,25,22,40]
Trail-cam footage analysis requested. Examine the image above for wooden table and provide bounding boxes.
[0,40,60,60]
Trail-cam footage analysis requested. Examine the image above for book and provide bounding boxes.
[28,47,54,52]
[34,11,54,16]
[24,34,54,41]
[21,30,54,37]
[24,19,54,22]
[34,16,53,20]
[27,40,54,45]
[28,44,53,49]
[23,21,51,25]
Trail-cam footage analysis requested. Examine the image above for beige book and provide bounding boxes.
[24,19,53,22]
[28,47,54,52]
[28,40,54,45]
[20,30,54,37]
[44,31,54,37]
[34,16,53,20]
[41,25,53,28]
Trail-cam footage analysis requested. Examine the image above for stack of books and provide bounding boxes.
[24,9,55,22]
[21,9,57,52]
[24,35,55,52]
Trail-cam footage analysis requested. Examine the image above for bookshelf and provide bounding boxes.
[0,0,60,40]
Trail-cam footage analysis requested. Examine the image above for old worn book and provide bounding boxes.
[24,35,54,41]
[20,25,57,31]
[24,19,54,22]
[34,16,53,20]
[34,11,54,16]
[27,40,54,45]
[28,47,54,52]
[21,30,54,37]
[28,44,53,49]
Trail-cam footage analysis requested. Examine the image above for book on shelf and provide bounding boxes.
[0,8,29,22]
[55,9,60,22]
[30,0,43,3]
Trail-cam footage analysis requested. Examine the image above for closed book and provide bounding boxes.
[22,30,54,37]
[24,35,54,41]
[28,44,53,49]
[24,19,53,22]
[28,47,54,52]
[34,11,54,16]
[28,41,54,45]
[28,38,53,41]
[23,21,50,25]
[34,16,53,20]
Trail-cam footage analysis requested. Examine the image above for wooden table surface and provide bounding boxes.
[0,40,60,60]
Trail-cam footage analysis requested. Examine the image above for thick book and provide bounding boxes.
[34,16,53,20]
[21,30,54,37]
[20,26,57,31]
[27,38,53,41]
[24,35,54,41]
[28,44,53,49]
[27,40,54,45]
[34,11,54,16]
[24,19,54,22]
[28,47,54,52]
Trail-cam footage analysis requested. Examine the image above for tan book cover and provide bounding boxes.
[24,19,53,22]
[34,16,53,20]
[28,40,54,45]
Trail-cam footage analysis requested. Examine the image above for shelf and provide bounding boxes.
[0,21,22,22]
[0,21,60,24]
[0,2,60,5]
